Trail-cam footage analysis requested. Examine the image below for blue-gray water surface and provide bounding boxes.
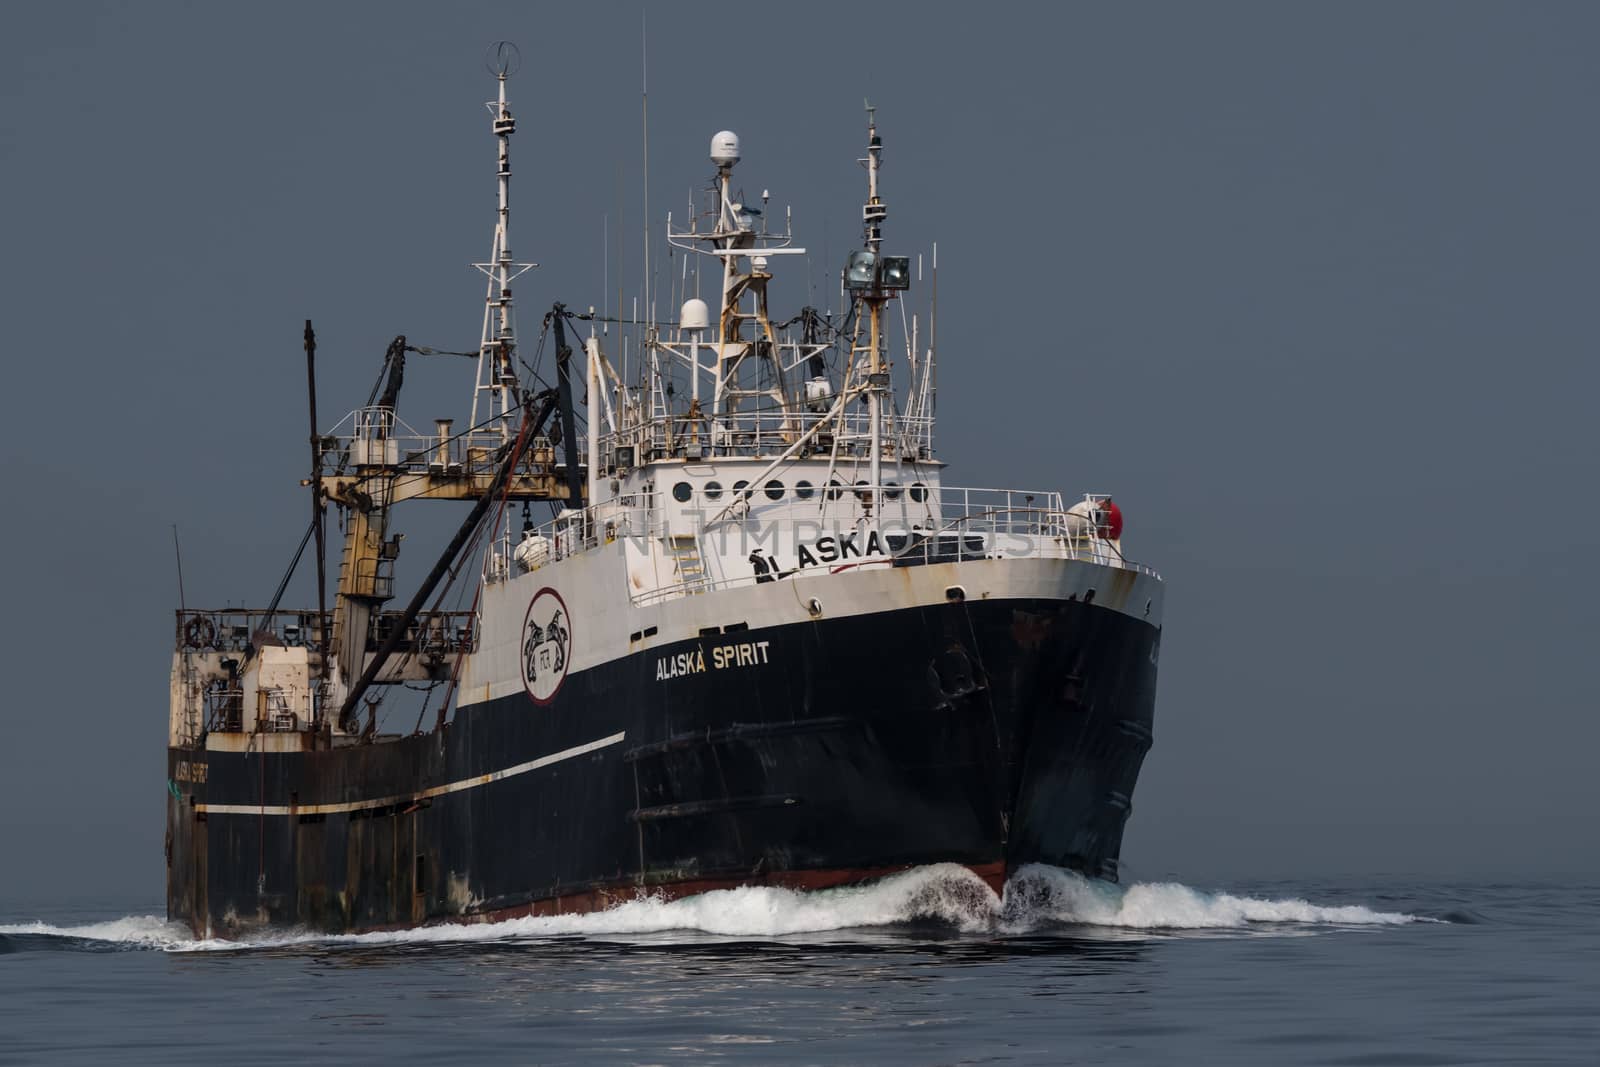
[1,867,1594,1064]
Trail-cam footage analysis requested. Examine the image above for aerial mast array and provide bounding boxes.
[844,104,911,501]
[470,42,536,439]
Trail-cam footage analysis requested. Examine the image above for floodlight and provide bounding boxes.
[844,250,878,290]
[879,256,911,290]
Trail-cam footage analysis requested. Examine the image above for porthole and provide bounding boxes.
[826,479,844,501]
[765,480,785,500]
[884,481,903,500]
[853,480,870,501]
[795,480,815,500]
[732,480,751,500]
[704,481,723,501]
[909,482,928,503]
[671,481,693,503]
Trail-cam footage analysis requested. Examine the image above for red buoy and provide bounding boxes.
[1098,499,1124,540]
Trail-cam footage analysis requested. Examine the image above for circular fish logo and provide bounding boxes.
[521,587,571,705]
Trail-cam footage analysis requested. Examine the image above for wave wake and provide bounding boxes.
[0,915,195,951]
[0,864,1431,953]
[1002,865,1425,930]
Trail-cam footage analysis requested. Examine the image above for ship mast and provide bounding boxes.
[319,44,570,731]
[862,105,887,499]
[840,104,909,502]
[470,43,535,439]
[704,132,797,445]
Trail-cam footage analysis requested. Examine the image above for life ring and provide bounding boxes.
[184,616,217,650]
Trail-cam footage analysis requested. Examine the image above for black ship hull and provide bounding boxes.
[166,594,1159,936]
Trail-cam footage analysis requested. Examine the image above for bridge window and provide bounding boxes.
[671,481,693,503]
[765,480,785,500]
[910,482,929,503]
[704,481,723,501]
[795,480,815,500]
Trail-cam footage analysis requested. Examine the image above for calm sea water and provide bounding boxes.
[1,866,1594,1065]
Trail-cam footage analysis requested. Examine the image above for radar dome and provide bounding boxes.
[710,130,741,167]
[680,298,710,331]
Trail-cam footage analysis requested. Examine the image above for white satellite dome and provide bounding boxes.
[710,130,741,167]
[679,298,710,331]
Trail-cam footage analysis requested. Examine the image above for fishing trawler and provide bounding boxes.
[165,47,1164,936]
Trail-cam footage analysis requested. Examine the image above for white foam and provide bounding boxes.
[0,865,1431,952]
[1002,865,1427,929]
[0,914,196,949]
[195,863,1001,951]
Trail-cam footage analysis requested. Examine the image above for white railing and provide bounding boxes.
[322,406,549,477]
[482,485,1159,600]
[481,499,662,584]
[596,408,937,465]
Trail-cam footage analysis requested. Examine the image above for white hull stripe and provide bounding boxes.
[196,731,627,817]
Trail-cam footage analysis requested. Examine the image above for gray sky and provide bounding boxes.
[2,1,1595,900]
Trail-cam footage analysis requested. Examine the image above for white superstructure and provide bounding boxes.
[479,111,1151,613]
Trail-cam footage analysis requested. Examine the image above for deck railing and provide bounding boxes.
[173,609,477,656]
[595,408,937,465]
[483,484,1159,603]
[319,406,554,478]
